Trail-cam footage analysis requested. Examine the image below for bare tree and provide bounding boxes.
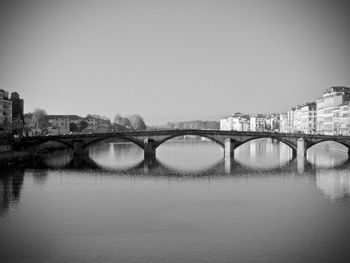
[127,114,146,130]
[32,108,47,128]
[114,114,132,129]
[33,108,47,120]
[78,120,88,132]
[113,114,122,123]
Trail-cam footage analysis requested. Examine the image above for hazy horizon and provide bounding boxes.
[1,0,350,125]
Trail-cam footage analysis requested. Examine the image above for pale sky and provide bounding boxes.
[0,0,349,124]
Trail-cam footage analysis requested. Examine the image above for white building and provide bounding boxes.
[300,102,317,134]
[292,102,317,134]
[220,117,230,131]
[265,113,280,132]
[293,106,302,133]
[316,86,350,135]
[250,114,266,132]
[220,113,250,131]
[279,113,288,133]
[338,102,350,135]
[287,108,295,133]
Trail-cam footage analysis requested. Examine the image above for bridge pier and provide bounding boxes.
[297,138,308,157]
[144,138,156,160]
[224,138,236,158]
[143,157,157,173]
[72,140,88,160]
[143,138,157,173]
[297,156,306,174]
[224,157,237,174]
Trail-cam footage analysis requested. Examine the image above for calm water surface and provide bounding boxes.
[1,138,350,263]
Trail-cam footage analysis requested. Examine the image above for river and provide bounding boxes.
[1,138,350,263]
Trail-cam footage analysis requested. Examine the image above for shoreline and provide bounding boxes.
[0,145,68,168]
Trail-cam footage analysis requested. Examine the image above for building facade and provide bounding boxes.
[10,92,24,134]
[279,113,288,133]
[220,113,250,131]
[45,115,70,135]
[338,102,350,135]
[0,89,12,134]
[85,115,111,133]
[287,108,295,133]
[292,102,316,134]
[265,113,280,132]
[316,86,350,135]
[300,102,317,134]
[250,114,266,132]
[293,106,302,133]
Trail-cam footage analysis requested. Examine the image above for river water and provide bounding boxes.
[1,138,350,263]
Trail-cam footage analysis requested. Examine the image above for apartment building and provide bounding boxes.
[220,113,250,131]
[316,86,350,135]
[249,114,266,132]
[0,89,12,134]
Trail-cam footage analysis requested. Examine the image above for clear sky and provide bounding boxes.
[0,0,349,124]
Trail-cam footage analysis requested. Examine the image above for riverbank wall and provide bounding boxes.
[0,143,69,168]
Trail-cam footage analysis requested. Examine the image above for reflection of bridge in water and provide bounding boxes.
[2,155,350,217]
[30,151,350,177]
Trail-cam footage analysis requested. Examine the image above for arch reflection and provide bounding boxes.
[156,139,223,172]
[89,142,144,170]
[316,169,350,201]
[234,139,293,170]
[152,158,224,176]
[42,149,73,168]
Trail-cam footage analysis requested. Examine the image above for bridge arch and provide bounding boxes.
[234,136,297,153]
[155,133,225,148]
[82,135,145,150]
[306,139,350,152]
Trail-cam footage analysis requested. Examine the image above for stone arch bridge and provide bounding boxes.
[12,129,350,160]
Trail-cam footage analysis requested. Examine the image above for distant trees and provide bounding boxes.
[78,120,88,132]
[32,108,47,122]
[114,114,132,129]
[112,123,130,132]
[70,121,88,133]
[23,109,147,134]
[32,108,47,129]
[24,112,33,121]
[113,114,122,123]
[69,122,78,132]
[127,114,146,130]
[113,114,147,131]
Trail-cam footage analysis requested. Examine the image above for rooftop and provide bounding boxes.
[45,115,83,120]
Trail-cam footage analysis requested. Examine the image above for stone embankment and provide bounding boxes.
[0,143,68,168]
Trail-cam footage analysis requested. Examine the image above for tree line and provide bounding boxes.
[113,114,146,131]
[26,108,147,132]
